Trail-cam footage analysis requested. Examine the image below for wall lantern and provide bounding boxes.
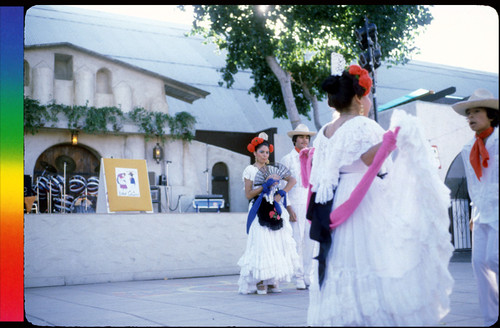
[153,143,164,164]
[71,130,78,145]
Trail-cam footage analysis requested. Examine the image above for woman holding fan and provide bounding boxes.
[237,132,300,295]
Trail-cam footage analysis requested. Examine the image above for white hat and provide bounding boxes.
[287,124,317,138]
[452,88,498,116]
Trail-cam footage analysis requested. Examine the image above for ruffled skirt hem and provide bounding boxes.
[237,218,299,294]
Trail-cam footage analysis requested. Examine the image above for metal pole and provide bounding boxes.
[204,169,209,194]
[165,160,172,212]
[48,175,52,213]
[364,16,378,122]
[36,176,40,214]
[63,162,67,213]
[372,70,378,122]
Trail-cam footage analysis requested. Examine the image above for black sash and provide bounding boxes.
[306,192,334,289]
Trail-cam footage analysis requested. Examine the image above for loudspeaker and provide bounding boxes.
[148,171,156,186]
[24,175,33,196]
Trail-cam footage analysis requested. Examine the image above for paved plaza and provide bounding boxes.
[24,254,487,327]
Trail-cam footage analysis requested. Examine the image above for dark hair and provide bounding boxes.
[255,140,271,151]
[292,134,310,145]
[321,70,365,111]
[486,108,499,127]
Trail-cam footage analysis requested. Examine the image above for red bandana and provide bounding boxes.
[470,126,494,180]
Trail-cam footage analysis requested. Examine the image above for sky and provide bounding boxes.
[68,5,499,74]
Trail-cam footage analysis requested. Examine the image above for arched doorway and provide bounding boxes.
[212,162,229,212]
[444,152,471,250]
[32,143,101,213]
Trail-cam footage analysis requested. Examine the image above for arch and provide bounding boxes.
[212,162,229,212]
[444,152,471,250]
[96,68,112,94]
[33,143,101,213]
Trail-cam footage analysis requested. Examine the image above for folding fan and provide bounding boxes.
[253,162,291,186]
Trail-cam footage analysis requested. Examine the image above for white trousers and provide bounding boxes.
[290,202,317,285]
[472,221,499,326]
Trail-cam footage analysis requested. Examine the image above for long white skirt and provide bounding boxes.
[237,200,300,294]
[307,110,454,326]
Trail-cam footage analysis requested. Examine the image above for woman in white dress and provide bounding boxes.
[306,65,454,326]
[237,132,300,295]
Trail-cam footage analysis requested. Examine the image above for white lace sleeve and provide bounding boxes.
[310,117,385,203]
[242,165,258,190]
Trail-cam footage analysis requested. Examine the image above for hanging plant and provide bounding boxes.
[84,106,124,134]
[152,111,170,142]
[24,98,60,135]
[57,103,87,131]
[168,111,197,142]
[127,107,158,141]
[24,97,196,142]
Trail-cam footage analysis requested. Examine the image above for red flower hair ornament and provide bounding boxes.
[348,64,372,96]
[247,137,273,153]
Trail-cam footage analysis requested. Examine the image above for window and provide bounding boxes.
[54,53,73,80]
[24,60,30,86]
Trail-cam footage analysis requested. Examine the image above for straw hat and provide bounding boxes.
[452,88,498,116]
[287,124,317,138]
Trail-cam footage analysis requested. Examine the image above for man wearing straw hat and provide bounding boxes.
[452,88,499,326]
[280,124,318,290]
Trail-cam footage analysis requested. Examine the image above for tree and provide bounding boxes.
[187,5,432,129]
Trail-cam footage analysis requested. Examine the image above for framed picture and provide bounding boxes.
[97,158,153,212]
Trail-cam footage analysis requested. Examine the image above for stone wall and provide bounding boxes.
[24,212,249,287]
[24,46,169,113]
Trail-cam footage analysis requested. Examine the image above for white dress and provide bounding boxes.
[281,149,318,286]
[237,164,300,294]
[307,111,454,326]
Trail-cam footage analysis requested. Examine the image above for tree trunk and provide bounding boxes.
[264,55,302,129]
[301,85,322,131]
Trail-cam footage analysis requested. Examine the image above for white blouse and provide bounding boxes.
[461,127,499,226]
[308,116,386,204]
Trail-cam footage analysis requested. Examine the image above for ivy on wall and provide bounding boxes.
[24,97,196,142]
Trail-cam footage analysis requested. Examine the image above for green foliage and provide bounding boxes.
[24,98,59,135]
[59,103,87,131]
[85,106,124,134]
[127,107,171,142]
[168,112,197,142]
[24,97,197,142]
[189,5,432,121]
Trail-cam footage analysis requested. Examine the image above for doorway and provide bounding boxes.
[444,152,471,250]
[212,162,229,212]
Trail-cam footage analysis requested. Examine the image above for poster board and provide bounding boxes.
[96,158,153,213]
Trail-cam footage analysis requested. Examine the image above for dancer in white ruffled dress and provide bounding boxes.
[306,65,454,326]
[237,133,300,295]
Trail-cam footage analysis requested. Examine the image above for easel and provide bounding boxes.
[96,158,153,213]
